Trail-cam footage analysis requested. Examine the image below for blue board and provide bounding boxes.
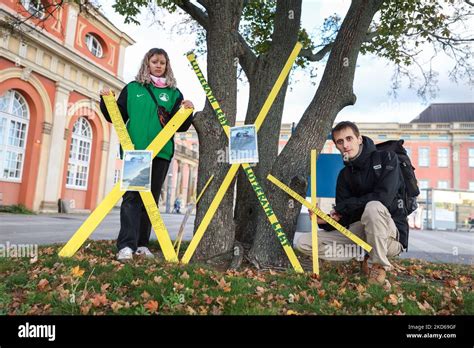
[307,154,344,198]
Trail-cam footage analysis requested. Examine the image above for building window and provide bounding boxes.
[469,182,474,191]
[438,134,448,140]
[419,180,429,190]
[85,33,103,58]
[401,134,411,140]
[469,148,474,167]
[437,148,449,167]
[420,134,429,139]
[437,180,448,189]
[0,90,29,181]
[419,179,429,200]
[419,147,430,167]
[378,134,387,139]
[66,117,92,189]
[21,0,45,19]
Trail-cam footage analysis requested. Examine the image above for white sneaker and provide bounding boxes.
[117,247,133,261]
[135,246,154,258]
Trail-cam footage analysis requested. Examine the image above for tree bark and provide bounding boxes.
[248,0,386,268]
[234,0,302,247]
[191,0,244,261]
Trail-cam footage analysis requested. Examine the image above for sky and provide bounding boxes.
[101,0,474,125]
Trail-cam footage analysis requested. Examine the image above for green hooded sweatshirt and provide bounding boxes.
[100,81,193,161]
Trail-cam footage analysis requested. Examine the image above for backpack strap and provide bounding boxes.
[145,84,159,107]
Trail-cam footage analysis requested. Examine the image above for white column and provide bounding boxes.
[41,81,72,211]
[65,4,79,49]
[117,43,126,80]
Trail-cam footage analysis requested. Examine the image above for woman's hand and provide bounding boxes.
[181,100,194,109]
[100,88,113,96]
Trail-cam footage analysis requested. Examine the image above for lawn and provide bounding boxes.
[0,240,472,315]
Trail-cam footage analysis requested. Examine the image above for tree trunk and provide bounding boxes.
[191,0,244,261]
[248,0,385,268]
[234,0,302,247]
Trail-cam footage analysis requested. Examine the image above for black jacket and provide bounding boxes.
[329,136,409,249]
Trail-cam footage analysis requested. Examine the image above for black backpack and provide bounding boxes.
[372,140,420,215]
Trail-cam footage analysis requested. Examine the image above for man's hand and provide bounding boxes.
[329,209,342,222]
[308,209,327,225]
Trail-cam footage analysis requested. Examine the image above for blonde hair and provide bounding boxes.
[135,48,177,88]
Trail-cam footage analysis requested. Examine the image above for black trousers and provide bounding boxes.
[117,157,170,251]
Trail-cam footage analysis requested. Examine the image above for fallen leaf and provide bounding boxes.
[91,294,108,307]
[101,283,110,292]
[387,294,399,306]
[194,268,207,275]
[180,271,190,280]
[131,278,144,286]
[329,299,342,309]
[173,282,185,291]
[111,302,123,313]
[431,270,443,280]
[144,300,159,314]
[216,278,231,292]
[80,304,91,315]
[186,306,196,315]
[417,300,433,312]
[37,279,49,291]
[141,291,150,300]
[445,279,459,288]
[286,310,299,315]
[153,276,163,284]
[211,305,222,315]
[71,265,85,278]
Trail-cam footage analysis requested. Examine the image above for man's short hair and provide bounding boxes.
[331,121,360,142]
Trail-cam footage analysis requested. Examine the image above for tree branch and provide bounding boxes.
[301,30,378,62]
[235,31,257,77]
[178,0,209,30]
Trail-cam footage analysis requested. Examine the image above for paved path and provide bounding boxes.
[1,212,473,265]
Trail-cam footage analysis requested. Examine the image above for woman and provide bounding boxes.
[100,48,194,261]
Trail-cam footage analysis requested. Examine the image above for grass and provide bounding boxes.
[0,204,35,215]
[0,240,472,315]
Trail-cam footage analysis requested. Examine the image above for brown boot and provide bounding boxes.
[360,255,370,276]
[368,264,386,285]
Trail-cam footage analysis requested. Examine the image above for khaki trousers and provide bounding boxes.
[295,201,402,270]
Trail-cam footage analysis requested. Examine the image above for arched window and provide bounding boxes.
[21,0,45,19]
[66,117,92,189]
[85,33,103,58]
[0,90,29,181]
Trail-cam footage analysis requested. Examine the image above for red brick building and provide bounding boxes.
[0,0,134,211]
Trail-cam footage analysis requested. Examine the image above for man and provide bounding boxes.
[296,121,407,284]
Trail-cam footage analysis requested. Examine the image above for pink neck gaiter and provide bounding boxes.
[150,74,168,88]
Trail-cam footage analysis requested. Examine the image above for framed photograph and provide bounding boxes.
[120,150,153,192]
[229,125,259,164]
